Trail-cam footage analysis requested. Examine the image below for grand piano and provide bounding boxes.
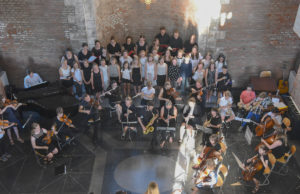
[15,81,80,118]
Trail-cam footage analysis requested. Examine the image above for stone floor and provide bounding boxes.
[1,93,300,194]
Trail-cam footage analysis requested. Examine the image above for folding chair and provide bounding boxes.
[213,164,229,194]
[32,147,47,167]
[109,105,117,118]
[273,145,296,176]
[259,153,276,186]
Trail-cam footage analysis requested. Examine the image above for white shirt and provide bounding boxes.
[219,96,233,112]
[120,56,133,68]
[24,73,43,88]
[60,66,71,79]
[71,68,82,82]
[141,86,155,100]
[121,69,131,80]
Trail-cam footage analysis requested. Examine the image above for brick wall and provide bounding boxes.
[218,0,300,87]
[0,0,300,90]
[0,0,94,87]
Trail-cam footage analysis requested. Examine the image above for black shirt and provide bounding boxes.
[138,107,158,125]
[121,103,137,121]
[78,50,92,65]
[105,86,121,104]
[272,138,288,159]
[207,114,221,134]
[136,41,148,55]
[123,43,135,53]
[170,36,183,50]
[183,40,198,53]
[155,33,170,45]
[217,72,231,86]
[107,43,121,55]
[82,64,92,82]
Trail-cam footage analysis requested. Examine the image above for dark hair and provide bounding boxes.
[82,42,88,47]
[122,61,129,70]
[160,26,166,30]
[65,48,72,53]
[56,107,63,115]
[110,36,115,40]
[217,53,226,62]
[173,29,179,34]
[26,69,33,75]
[126,36,132,41]
[139,35,145,39]
[272,107,280,113]
[94,40,100,44]
[222,65,228,69]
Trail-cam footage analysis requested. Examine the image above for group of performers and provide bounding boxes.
[0,26,295,194]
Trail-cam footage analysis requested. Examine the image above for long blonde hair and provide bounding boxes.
[145,181,160,194]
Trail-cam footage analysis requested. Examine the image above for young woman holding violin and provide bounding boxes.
[243,145,270,193]
[31,122,59,164]
[1,95,24,130]
[190,79,206,115]
[158,81,176,107]
[53,107,75,144]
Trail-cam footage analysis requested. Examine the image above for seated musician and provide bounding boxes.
[218,90,235,125]
[54,107,75,144]
[238,86,256,112]
[118,97,137,140]
[179,97,200,143]
[30,123,59,164]
[192,158,218,194]
[141,81,155,106]
[78,94,102,142]
[261,132,289,159]
[243,145,270,193]
[261,107,282,133]
[193,134,221,169]
[190,79,206,116]
[1,95,23,129]
[0,122,14,162]
[159,100,177,148]
[238,92,271,132]
[24,70,43,88]
[105,80,121,108]
[216,66,231,98]
[202,108,222,145]
[137,101,158,148]
[158,81,176,107]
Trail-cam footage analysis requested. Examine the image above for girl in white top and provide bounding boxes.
[218,90,235,123]
[71,62,86,99]
[139,50,147,80]
[215,54,227,73]
[156,56,168,89]
[190,46,203,70]
[144,54,157,86]
[192,61,205,85]
[121,61,131,97]
[99,59,110,91]
[119,50,133,68]
[152,49,160,63]
[59,59,71,79]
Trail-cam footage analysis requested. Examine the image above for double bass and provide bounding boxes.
[255,116,274,137]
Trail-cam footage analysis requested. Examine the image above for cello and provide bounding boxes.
[242,155,263,181]
[255,116,274,137]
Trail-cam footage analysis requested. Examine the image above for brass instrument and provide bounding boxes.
[143,114,158,135]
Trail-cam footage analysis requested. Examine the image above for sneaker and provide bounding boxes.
[88,118,94,123]
[121,134,125,140]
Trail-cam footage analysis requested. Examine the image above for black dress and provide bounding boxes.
[132,67,142,86]
[32,129,57,155]
[82,65,92,94]
[91,47,103,65]
[93,71,103,93]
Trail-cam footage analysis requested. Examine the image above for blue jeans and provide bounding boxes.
[73,82,86,99]
[180,76,190,93]
[3,107,22,130]
[242,111,260,127]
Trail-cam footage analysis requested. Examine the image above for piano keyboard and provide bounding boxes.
[157,127,176,131]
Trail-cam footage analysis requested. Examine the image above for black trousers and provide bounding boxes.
[0,136,8,156]
[57,126,74,143]
[79,112,102,142]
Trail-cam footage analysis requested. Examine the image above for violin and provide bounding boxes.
[194,168,213,185]
[166,88,180,99]
[89,98,100,108]
[42,130,54,145]
[59,114,72,127]
[4,99,26,108]
[242,156,263,181]
[255,116,275,137]
[194,147,222,170]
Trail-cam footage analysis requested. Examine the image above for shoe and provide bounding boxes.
[17,138,24,143]
[121,134,125,140]
[88,119,94,123]
[238,126,243,132]
[0,156,8,162]
[10,140,15,146]
[4,153,11,158]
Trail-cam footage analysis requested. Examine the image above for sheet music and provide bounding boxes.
[232,152,246,171]
[245,126,253,145]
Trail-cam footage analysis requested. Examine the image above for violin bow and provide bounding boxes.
[22,114,32,129]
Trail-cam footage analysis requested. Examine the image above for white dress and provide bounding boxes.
[145,62,156,86]
[99,65,109,90]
